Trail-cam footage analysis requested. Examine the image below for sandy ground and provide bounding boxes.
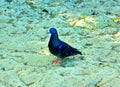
[0,0,120,87]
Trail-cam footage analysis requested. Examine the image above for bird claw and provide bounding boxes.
[52,58,59,63]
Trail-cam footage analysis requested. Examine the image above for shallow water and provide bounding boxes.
[0,0,120,87]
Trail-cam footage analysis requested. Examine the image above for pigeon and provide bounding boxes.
[48,28,82,65]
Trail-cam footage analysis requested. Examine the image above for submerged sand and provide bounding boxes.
[0,0,120,87]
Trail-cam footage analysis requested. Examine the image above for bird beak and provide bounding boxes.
[47,31,50,34]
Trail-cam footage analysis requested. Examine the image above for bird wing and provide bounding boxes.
[58,41,82,57]
[57,41,73,58]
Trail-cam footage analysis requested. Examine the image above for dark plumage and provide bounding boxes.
[48,28,82,65]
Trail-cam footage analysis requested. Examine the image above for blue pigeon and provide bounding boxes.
[48,28,82,65]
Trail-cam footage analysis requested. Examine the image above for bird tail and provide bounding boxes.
[78,51,82,55]
[76,49,82,55]
[75,50,82,55]
[71,48,82,56]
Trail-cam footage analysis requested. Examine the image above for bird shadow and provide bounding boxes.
[61,56,84,67]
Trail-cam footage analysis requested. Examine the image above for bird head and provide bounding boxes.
[48,28,57,34]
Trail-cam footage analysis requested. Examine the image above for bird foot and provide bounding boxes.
[59,61,63,65]
[52,58,63,65]
[52,58,59,63]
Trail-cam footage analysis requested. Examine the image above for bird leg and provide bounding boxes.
[52,58,59,63]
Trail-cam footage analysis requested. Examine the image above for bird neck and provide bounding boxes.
[50,33,60,45]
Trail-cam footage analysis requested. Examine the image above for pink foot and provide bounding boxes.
[59,61,63,65]
[52,58,59,63]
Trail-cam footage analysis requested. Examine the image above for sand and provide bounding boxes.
[0,0,120,87]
